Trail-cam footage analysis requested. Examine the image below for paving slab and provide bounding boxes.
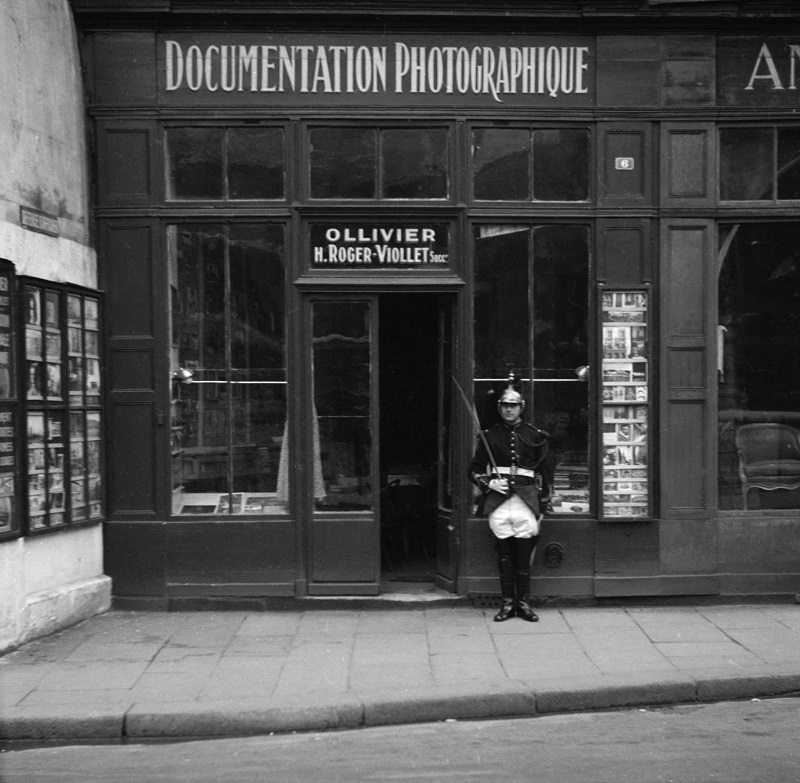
[1,602,799,742]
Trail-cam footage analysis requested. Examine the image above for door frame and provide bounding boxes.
[298,283,463,595]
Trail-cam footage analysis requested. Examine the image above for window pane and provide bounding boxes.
[228,128,284,200]
[533,129,589,201]
[777,128,800,200]
[167,128,224,199]
[720,128,773,201]
[310,128,376,198]
[170,224,288,516]
[473,225,530,413]
[313,301,373,511]
[533,225,590,514]
[473,224,591,515]
[473,129,529,200]
[718,223,800,510]
[382,129,448,199]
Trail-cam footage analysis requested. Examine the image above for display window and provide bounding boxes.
[168,223,288,516]
[472,223,590,515]
[21,279,103,532]
[718,221,800,511]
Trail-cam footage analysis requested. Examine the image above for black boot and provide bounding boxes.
[515,572,538,622]
[493,599,516,622]
[494,562,516,622]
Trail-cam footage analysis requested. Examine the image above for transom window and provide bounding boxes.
[720,127,800,201]
[472,127,590,202]
[308,126,450,200]
[166,126,285,200]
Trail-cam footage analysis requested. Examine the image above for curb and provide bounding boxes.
[2,670,800,742]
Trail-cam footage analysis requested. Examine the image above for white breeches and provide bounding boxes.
[488,493,541,539]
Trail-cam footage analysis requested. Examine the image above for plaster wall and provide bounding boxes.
[0,0,95,286]
[0,0,106,653]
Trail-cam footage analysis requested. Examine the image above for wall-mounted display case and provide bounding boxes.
[600,289,650,519]
[22,280,103,531]
[0,261,17,537]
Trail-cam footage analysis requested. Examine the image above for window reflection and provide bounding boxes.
[310,128,376,198]
[473,129,529,201]
[312,301,373,511]
[382,129,448,199]
[718,223,800,510]
[167,128,224,199]
[472,127,589,202]
[169,224,287,516]
[166,127,285,201]
[473,224,590,514]
[533,129,589,201]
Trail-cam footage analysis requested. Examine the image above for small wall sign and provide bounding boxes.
[20,207,59,238]
[615,157,635,171]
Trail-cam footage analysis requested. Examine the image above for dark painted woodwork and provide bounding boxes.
[660,124,715,208]
[598,124,652,207]
[310,517,378,584]
[594,522,659,577]
[660,221,713,520]
[166,521,295,586]
[97,122,155,207]
[91,32,157,106]
[597,219,652,285]
[103,521,166,596]
[101,221,164,520]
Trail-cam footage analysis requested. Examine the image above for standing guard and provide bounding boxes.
[469,374,551,622]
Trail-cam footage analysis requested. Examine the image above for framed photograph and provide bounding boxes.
[25,288,41,326]
[45,291,59,328]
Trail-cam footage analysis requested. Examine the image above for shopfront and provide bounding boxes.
[69,2,800,606]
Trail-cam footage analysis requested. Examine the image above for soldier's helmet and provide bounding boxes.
[497,373,524,405]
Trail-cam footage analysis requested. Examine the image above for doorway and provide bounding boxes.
[379,293,439,585]
[307,290,456,594]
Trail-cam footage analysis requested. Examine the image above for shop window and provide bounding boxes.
[720,127,800,202]
[21,281,103,531]
[169,223,288,516]
[472,127,589,202]
[308,126,450,199]
[166,127,285,200]
[718,222,800,510]
[473,224,590,514]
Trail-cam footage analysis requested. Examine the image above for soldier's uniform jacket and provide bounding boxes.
[469,420,551,518]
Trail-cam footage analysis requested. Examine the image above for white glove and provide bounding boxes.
[488,478,510,495]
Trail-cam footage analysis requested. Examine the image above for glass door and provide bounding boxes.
[308,297,379,592]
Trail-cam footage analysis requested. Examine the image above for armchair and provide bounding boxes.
[735,423,800,509]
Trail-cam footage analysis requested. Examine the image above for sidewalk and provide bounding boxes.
[2,600,800,742]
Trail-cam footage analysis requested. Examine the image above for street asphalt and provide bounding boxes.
[1,598,799,742]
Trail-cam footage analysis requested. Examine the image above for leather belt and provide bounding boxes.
[496,467,536,478]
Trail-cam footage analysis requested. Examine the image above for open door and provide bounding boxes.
[435,293,458,589]
[305,292,458,594]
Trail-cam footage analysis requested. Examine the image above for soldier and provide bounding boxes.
[469,376,551,622]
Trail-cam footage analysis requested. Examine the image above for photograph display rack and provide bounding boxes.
[601,289,650,519]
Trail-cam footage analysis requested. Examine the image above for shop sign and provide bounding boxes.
[718,37,800,106]
[159,34,594,108]
[310,224,449,269]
